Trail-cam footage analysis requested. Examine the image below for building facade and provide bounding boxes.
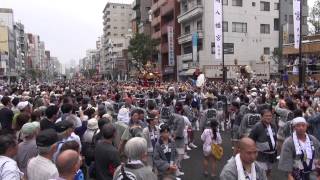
[281,0,308,44]
[151,0,181,80]
[102,2,133,80]
[0,8,17,79]
[14,22,26,77]
[132,0,152,35]
[176,0,280,79]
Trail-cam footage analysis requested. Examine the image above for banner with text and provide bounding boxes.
[214,0,223,60]
[167,26,175,66]
[293,0,300,49]
[192,32,198,62]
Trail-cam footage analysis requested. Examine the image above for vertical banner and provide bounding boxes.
[214,0,223,60]
[192,32,198,62]
[293,0,300,49]
[167,26,175,66]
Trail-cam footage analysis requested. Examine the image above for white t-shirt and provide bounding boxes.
[0,156,23,180]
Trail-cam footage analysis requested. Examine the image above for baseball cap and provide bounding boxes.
[36,129,58,147]
[55,120,74,133]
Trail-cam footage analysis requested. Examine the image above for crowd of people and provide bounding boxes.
[0,78,320,180]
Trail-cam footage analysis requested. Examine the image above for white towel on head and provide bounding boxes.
[235,154,256,180]
[292,131,313,159]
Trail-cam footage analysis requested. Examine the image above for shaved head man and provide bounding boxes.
[238,138,258,167]
[220,137,267,180]
[55,150,81,180]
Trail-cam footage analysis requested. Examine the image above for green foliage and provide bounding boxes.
[309,0,320,34]
[128,33,159,72]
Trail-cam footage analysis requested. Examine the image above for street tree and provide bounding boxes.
[128,33,159,73]
[309,0,320,34]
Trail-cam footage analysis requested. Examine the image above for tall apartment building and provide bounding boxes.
[0,8,16,78]
[177,0,280,79]
[26,33,41,70]
[102,2,133,80]
[151,0,181,80]
[132,0,152,35]
[177,0,204,78]
[280,0,308,44]
[14,22,26,76]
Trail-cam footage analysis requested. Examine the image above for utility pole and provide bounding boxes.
[298,0,303,88]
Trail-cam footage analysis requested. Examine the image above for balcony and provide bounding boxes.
[178,30,204,44]
[178,53,192,62]
[161,43,168,53]
[161,21,174,35]
[151,15,161,27]
[132,11,141,21]
[152,31,161,40]
[151,0,166,12]
[178,5,203,23]
[161,0,174,17]
[132,0,140,10]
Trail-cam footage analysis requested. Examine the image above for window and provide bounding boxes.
[197,0,202,5]
[284,15,287,23]
[106,11,110,15]
[260,1,270,11]
[121,34,124,37]
[232,22,247,33]
[274,19,279,31]
[232,0,242,6]
[121,27,125,30]
[260,24,270,34]
[223,21,228,32]
[289,15,293,24]
[114,33,118,36]
[197,20,202,30]
[113,6,116,8]
[252,2,256,6]
[289,34,294,43]
[274,3,280,10]
[184,25,190,34]
[264,47,270,55]
[302,16,307,25]
[223,0,228,5]
[114,26,118,29]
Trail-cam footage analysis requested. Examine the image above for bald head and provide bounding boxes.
[239,137,256,150]
[238,137,257,165]
[56,150,80,177]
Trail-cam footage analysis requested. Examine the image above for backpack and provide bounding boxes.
[246,114,261,128]
[160,106,172,124]
[114,164,138,180]
[82,129,99,165]
[205,109,217,127]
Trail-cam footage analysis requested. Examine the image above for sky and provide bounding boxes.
[1,0,133,66]
[1,0,317,66]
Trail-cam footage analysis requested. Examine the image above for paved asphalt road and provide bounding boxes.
[181,130,287,180]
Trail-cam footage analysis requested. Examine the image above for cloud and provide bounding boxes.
[1,0,133,64]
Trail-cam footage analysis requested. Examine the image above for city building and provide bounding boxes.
[177,0,280,80]
[151,0,181,80]
[0,8,17,80]
[177,0,204,79]
[280,0,308,44]
[102,2,133,80]
[14,22,26,77]
[25,33,41,70]
[131,0,152,35]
